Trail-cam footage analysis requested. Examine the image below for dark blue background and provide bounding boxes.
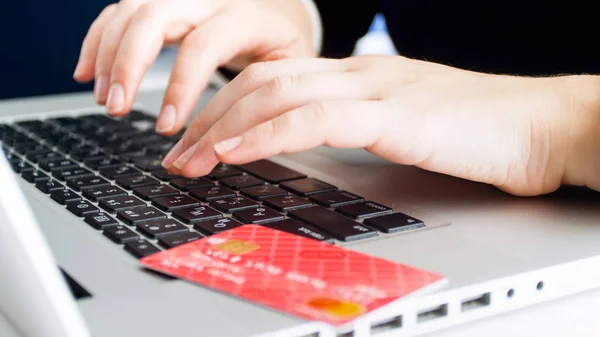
[1,1,110,100]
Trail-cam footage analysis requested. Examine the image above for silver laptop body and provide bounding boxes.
[1,88,599,337]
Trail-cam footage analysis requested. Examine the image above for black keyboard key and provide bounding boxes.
[194,217,243,235]
[50,189,81,205]
[150,169,179,181]
[70,147,106,161]
[262,219,334,243]
[219,175,264,190]
[158,231,203,249]
[85,212,118,229]
[151,194,200,212]
[12,160,34,173]
[289,206,377,242]
[6,155,21,168]
[207,165,243,180]
[35,179,64,193]
[364,213,425,233]
[118,149,148,162]
[171,206,223,223]
[188,186,236,201]
[22,170,50,183]
[237,160,306,183]
[233,206,284,224]
[81,185,128,201]
[99,165,141,179]
[116,174,160,189]
[124,239,162,258]
[309,191,364,208]
[104,141,144,155]
[240,184,287,200]
[170,177,214,191]
[117,206,166,225]
[99,195,146,213]
[67,176,110,191]
[145,142,175,154]
[84,157,124,170]
[26,150,61,163]
[132,157,163,171]
[210,196,259,213]
[136,219,189,238]
[335,201,393,220]
[56,137,83,151]
[39,158,79,171]
[13,142,47,155]
[133,184,179,200]
[52,167,93,181]
[103,225,139,244]
[129,134,164,146]
[263,194,313,212]
[279,178,337,196]
[15,120,47,131]
[66,200,100,217]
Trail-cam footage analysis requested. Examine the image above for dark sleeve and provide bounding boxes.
[313,0,379,58]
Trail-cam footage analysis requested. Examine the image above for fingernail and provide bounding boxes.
[156,104,176,133]
[214,136,242,155]
[94,75,109,103]
[106,82,125,114]
[162,139,184,168]
[173,142,198,169]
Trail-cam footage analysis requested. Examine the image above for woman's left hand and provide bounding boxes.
[160,55,600,196]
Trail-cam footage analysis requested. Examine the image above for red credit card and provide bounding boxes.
[140,225,446,325]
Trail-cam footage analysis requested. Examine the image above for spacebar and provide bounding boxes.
[236,160,306,183]
[289,206,377,242]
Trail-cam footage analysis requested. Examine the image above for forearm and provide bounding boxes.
[561,75,600,192]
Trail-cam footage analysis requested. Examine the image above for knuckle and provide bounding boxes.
[242,62,271,85]
[99,4,117,18]
[118,0,144,9]
[265,75,296,97]
[134,2,160,21]
[307,101,331,121]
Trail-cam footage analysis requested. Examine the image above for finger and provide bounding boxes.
[206,71,377,146]
[161,58,348,168]
[94,0,147,105]
[154,2,313,136]
[178,100,388,177]
[73,4,117,83]
[107,0,232,116]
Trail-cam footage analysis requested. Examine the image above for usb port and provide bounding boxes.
[417,303,448,323]
[461,292,491,312]
[370,315,402,335]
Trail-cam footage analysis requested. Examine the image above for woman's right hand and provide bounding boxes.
[73,0,316,135]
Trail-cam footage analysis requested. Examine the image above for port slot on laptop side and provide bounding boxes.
[460,292,491,312]
[417,303,448,323]
[370,315,403,335]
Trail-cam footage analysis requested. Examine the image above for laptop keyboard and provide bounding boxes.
[1,110,426,259]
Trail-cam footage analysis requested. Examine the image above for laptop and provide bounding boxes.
[1,82,599,337]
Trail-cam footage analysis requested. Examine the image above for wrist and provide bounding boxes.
[560,75,600,191]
